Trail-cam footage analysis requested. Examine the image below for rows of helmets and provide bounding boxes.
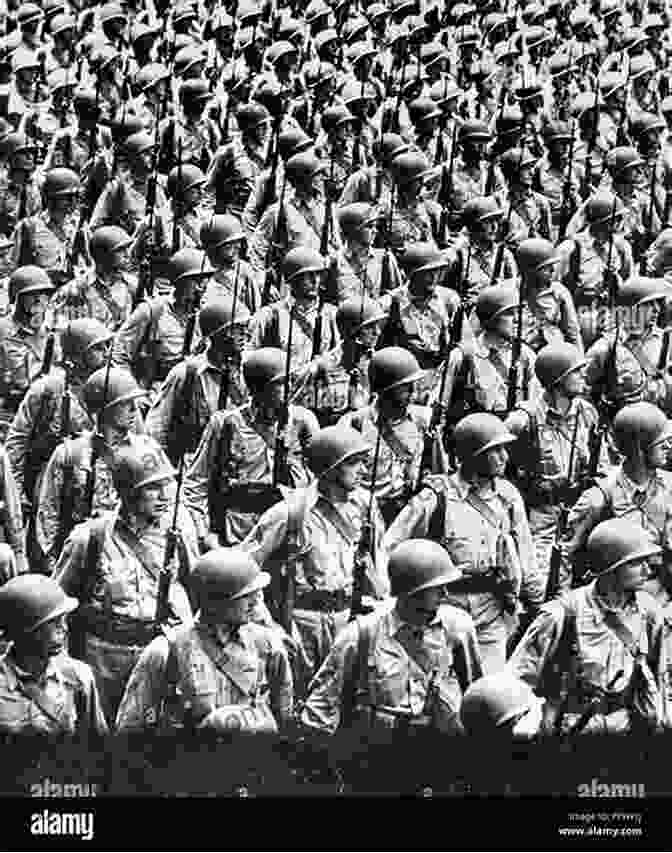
[0,0,671,767]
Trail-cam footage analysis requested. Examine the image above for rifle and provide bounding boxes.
[506,281,525,412]
[155,454,186,628]
[272,304,294,488]
[437,121,459,248]
[386,40,408,136]
[89,70,101,158]
[579,73,601,201]
[566,669,625,736]
[21,334,56,506]
[53,358,76,559]
[490,198,514,286]
[638,158,659,273]
[557,118,577,242]
[545,407,580,601]
[657,325,671,375]
[171,137,184,255]
[485,85,507,195]
[82,349,113,518]
[261,175,289,306]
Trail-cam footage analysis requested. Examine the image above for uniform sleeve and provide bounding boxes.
[112,300,153,374]
[449,611,483,692]
[266,633,294,729]
[557,284,584,355]
[76,660,110,737]
[35,440,68,569]
[51,523,91,597]
[145,363,186,453]
[0,446,25,573]
[183,412,225,541]
[249,205,277,275]
[242,500,291,569]
[115,635,171,734]
[5,378,54,502]
[507,602,567,692]
[383,486,438,559]
[510,489,543,608]
[559,484,608,583]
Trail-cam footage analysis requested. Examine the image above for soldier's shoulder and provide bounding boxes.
[495,477,525,505]
[635,589,664,619]
[438,602,476,634]
[58,653,97,689]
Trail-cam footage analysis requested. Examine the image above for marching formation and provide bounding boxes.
[0,0,671,772]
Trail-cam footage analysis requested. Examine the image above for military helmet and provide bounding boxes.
[243,347,286,391]
[305,0,331,25]
[267,40,299,66]
[200,214,246,249]
[112,439,176,494]
[179,78,211,104]
[278,126,314,161]
[369,346,424,394]
[134,63,170,94]
[630,112,666,140]
[236,101,271,132]
[516,238,559,274]
[454,413,516,461]
[390,151,432,187]
[166,248,214,285]
[3,132,36,160]
[376,133,410,165]
[606,146,644,177]
[388,539,461,598]
[630,54,657,81]
[89,226,132,263]
[192,547,270,602]
[336,296,386,338]
[459,119,491,144]
[123,131,156,160]
[61,318,113,363]
[11,48,40,74]
[284,150,323,185]
[282,247,324,282]
[495,106,524,139]
[586,519,661,576]
[337,203,382,237]
[304,61,337,90]
[9,266,55,303]
[73,87,102,118]
[542,120,573,144]
[47,68,77,93]
[0,575,77,637]
[43,167,80,197]
[612,402,672,454]
[462,196,503,229]
[17,2,43,25]
[99,1,125,25]
[475,284,519,327]
[535,342,586,389]
[166,163,206,198]
[428,78,463,108]
[307,425,371,477]
[199,295,251,338]
[499,147,538,180]
[617,276,668,307]
[83,366,146,414]
[174,45,206,78]
[320,104,356,136]
[460,673,538,735]
[401,242,450,278]
[408,96,443,126]
[584,192,625,226]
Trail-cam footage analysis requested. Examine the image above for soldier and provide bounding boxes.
[49,226,136,332]
[243,425,390,691]
[184,346,319,549]
[0,265,55,439]
[116,547,294,735]
[52,439,198,721]
[338,132,407,209]
[384,413,542,674]
[146,293,251,467]
[340,347,431,525]
[44,88,113,178]
[510,518,667,735]
[0,575,108,737]
[385,151,442,254]
[200,214,262,316]
[35,367,147,573]
[448,120,496,216]
[536,120,582,242]
[315,103,356,203]
[162,79,220,174]
[497,147,552,246]
[0,133,42,247]
[112,248,212,398]
[460,671,545,741]
[300,539,482,736]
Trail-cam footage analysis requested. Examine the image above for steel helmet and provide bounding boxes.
[388,539,461,598]
[61,318,113,363]
[462,196,503,229]
[369,347,424,394]
[134,63,170,94]
[401,242,450,278]
[267,40,299,66]
[192,547,270,601]
[495,106,524,139]
[16,2,43,26]
[9,266,55,303]
[303,61,337,90]
[166,163,206,198]
[586,519,661,576]
[337,203,382,237]
[429,78,463,108]
[112,438,177,494]
[284,151,323,185]
[99,1,125,25]
[336,296,387,338]
[541,120,573,144]
[408,96,443,126]
[200,214,246,249]
[123,130,156,159]
[475,284,520,327]
[278,126,314,161]
[320,104,356,136]
[73,87,102,118]
[376,133,410,165]
[612,402,672,454]
[600,71,628,100]
[89,226,132,263]
[499,147,538,180]
[43,167,80,197]
[630,111,666,140]
[617,276,668,307]
[460,673,538,735]
[534,342,586,389]
[243,347,286,391]
[516,238,559,274]
[606,146,645,177]
[0,574,78,638]
[307,425,371,477]
[235,101,271,132]
[453,413,516,461]
[629,54,656,80]
[584,192,625,226]
[459,119,491,144]
[174,45,206,78]
[178,78,211,104]
[11,48,40,74]
[199,294,252,338]
[390,151,434,189]
[83,367,146,416]
[282,247,324,282]
[166,248,215,284]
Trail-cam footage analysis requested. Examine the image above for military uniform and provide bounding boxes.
[0,318,52,440]
[9,210,80,280]
[201,261,262,316]
[49,269,137,332]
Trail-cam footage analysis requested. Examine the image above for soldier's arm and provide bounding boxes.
[507,600,567,691]
[447,609,484,692]
[5,378,50,502]
[510,489,543,609]
[383,486,438,558]
[265,630,294,730]
[115,634,171,734]
[248,205,276,274]
[51,522,91,596]
[183,412,225,544]
[144,363,187,453]
[241,500,292,568]
[0,445,25,573]
[111,300,153,374]
[72,658,110,738]
[559,484,609,582]
[557,283,584,355]
[35,440,68,570]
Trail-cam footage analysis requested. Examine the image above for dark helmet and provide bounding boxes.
[43,167,80,197]
[200,214,246,250]
[586,519,661,576]
[165,249,214,285]
[243,347,286,391]
[630,111,666,141]
[376,133,410,165]
[390,151,432,187]
[612,402,672,454]
[499,147,538,181]
[461,673,539,736]
[401,242,450,278]
[166,163,206,198]
[0,574,77,638]
[459,119,491,144]
[83,367,146,414]
[584,192,625,226]
[284,150,323,185]
[282,247,324,282]
[462,196,503,230]
[407,96,443,126]
[199,295,251,338]
[369,347,424,394]
[307,425,371,477]
[337,203,382,238]
[516,238,559,275]
[235,101,271,133]
[61,318,113,363]
[192,548,270,601]
[541,120,573,145]
[495,106,524,139]
[278,126,314,161]
[304,61,337,90]
[9,266,55,303]
[134,63,170,95]
[89,226,132,264]
[179,77,211,106]
[123,130,156,159]
[99,1,125,25]
[336,296,387,338]
[388,539,461,598]
[453,413,516,461]
[534,343,586,389]
[617,276,668,308]
[174,45,206,78]
[320,103,356,136]
[112,439,176,495]
[475,284,519,328]
[3,132,36,161]
[606,146,645,178]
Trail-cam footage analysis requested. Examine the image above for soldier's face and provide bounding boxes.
[16,68,38,89]
[410,269,439,301]
[85,338,113,371]
[332,453,368,491]
[493,308,516,339]
[647,439,671,468]
[479,218,500,242]
[212,240,241,267]
[356,321,381,350]
[132,478,174,523]
[203,587,261,627]
[250,121,269,147]
[256,379,284,414]
[614,557,653,591]
[184,185,203,210]
[403,585,445,624]
[384,381,414,408]
[22,614,68,660]
[103,399,136,434]
[12,150,35,172]
[483,445,509,477]
[560,366,585,397]
[292,270,321,301]
[21,292,49,329]
[52,192,79,216]
[108,245,130,273]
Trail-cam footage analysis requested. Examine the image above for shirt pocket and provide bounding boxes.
[0,689,31,733]
[370,646,407,707]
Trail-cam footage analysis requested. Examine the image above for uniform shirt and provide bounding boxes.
[0,653,108,737]
[535,156,583,240]
[501,189,553,245]
[0,445,26,572]
[449,237,517,311]
[49,270,136,333]
[450,157,493,210]
[387,198,441,255]
[0,318,50,417]
[521,281,583,354]
[9,210,79,279]
[300,600,482,734]
[334,245,403,302]
[89,175,170,240]
[115,618,293,734]
[184,401,319,544]
[310,343,373,425]
[201,261,262,316]
[338,165,394,208]
[557,229,633,305]
[466,330,541,414]
[0,177,41,239]
[243,484,390,601]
